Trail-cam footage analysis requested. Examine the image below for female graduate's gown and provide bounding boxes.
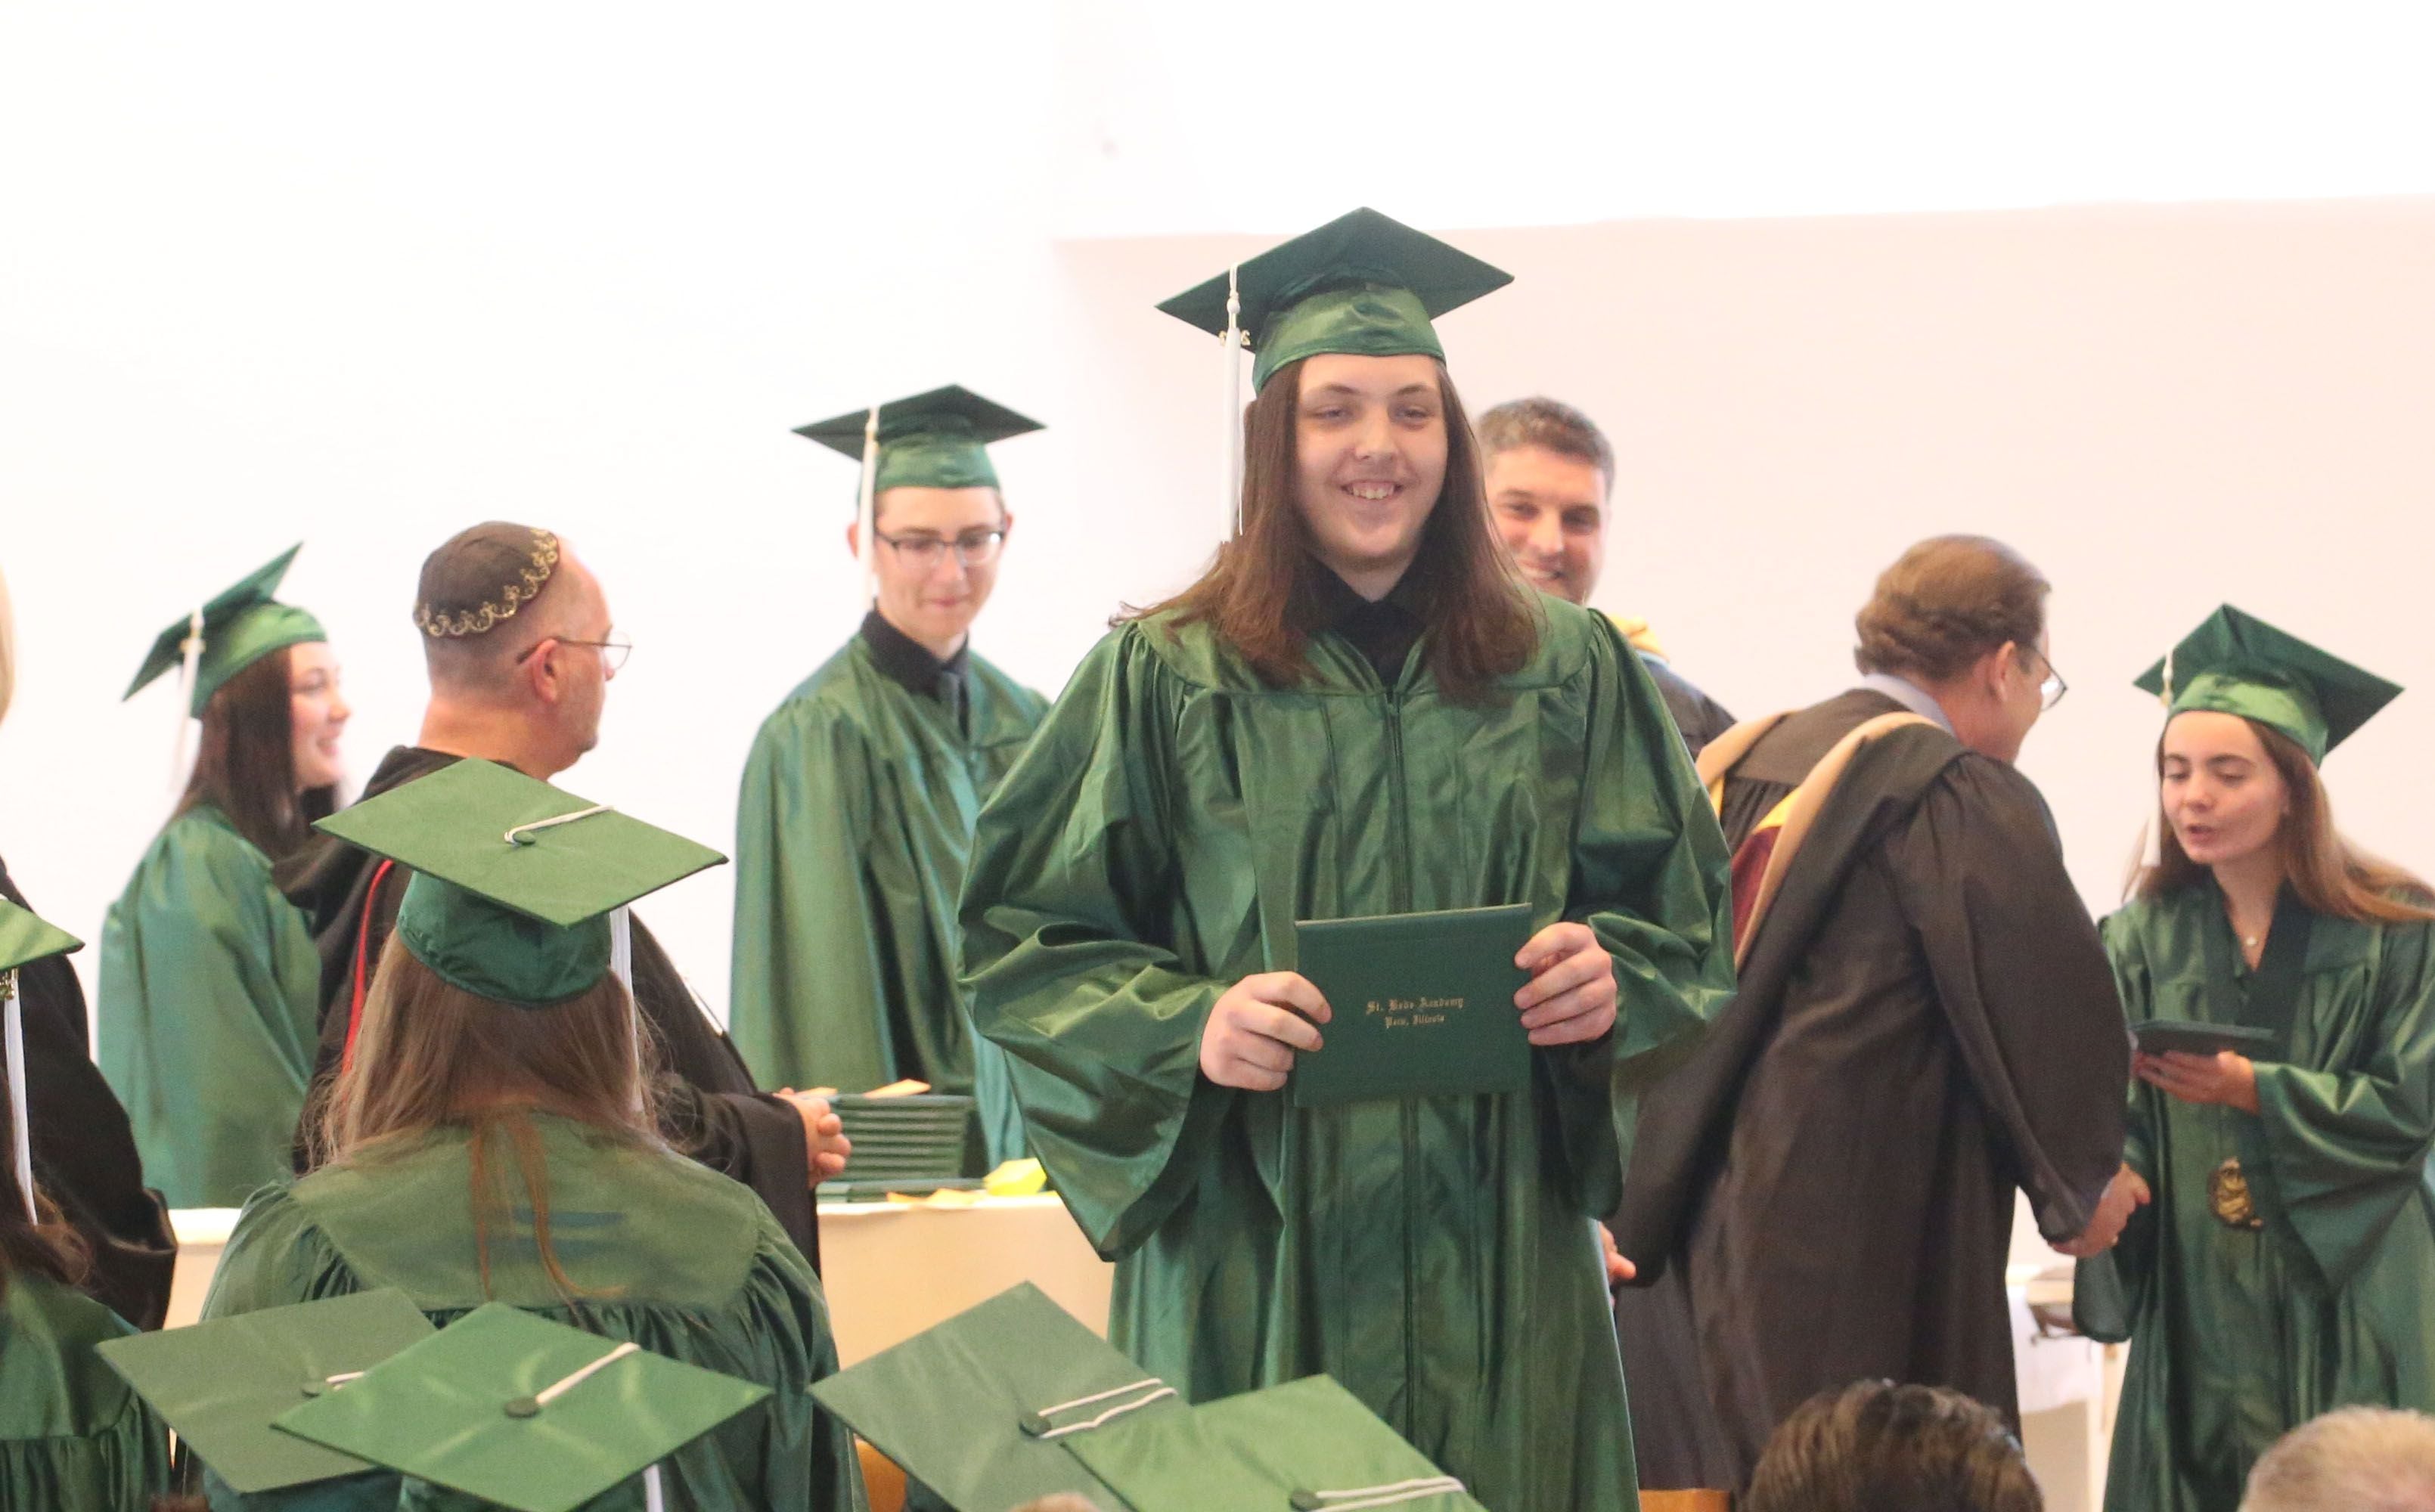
[2091,884,2435,1510]
[200,1114,867,1512]
[99,802,322,1207]
[960,596,1736,1511]
[0,1269,172,1509]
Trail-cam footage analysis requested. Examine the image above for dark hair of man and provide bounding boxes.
[173,646,332,862]
[1474,395,1615,497]
[1127,356,1539,703]
[414,522,569,695]
[1853,534,2049,684]
[1745,1380,2042,1512]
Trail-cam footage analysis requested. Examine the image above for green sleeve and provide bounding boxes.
[2250,918,2435,1289]
[1574,621,1736,1211]
[728,705,892,1092]
[98,815,321,1208]
[730,1219,870,1512]
[200,1186,363,1321]
[960,629,1233,1259]
[2075,909,2157,1343]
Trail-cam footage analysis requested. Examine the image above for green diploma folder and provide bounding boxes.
[1289,903,1534,1107]
[2134,1018,2277,1058]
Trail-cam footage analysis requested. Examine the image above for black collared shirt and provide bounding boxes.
[1309,566,1427,686]
[858,610,972,721]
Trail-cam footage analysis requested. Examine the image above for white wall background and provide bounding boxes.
[5,2,2434,1022]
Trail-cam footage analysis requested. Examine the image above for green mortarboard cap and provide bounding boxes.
[273,1302,770,1512]
[310,758,725,1005]
[0,897,82,978]
[1159,207,1512,391]
[811,1282,1179,1510]
[125,544,329,714]
[794,384,1044,494]
[93,1290,437,1494]
[2134,604,2402,764]
[1069,1374,1486,1512]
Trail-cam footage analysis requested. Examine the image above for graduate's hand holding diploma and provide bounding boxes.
[1514,922,1618,1046]
[1200,972,1331,1091]
[2135,1049,2263,1114]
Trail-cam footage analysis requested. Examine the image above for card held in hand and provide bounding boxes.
[1289,903,1534,1107]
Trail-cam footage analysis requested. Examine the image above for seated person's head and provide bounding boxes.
[1475,396,1611,607]
[415,522,617,772]
[1745,1380,2040,1512]
[2242,1407,2435,1512]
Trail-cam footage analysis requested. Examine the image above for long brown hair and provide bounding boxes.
[0,1081,88,1302]
[1128,356,1539,702]
[175,646,335,860]
[2133,717,2435,925]
[310,943,665,1303]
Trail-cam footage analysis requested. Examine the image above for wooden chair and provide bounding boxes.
[856,1439,907,1512]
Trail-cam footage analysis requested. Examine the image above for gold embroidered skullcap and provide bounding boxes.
[414,523,563,640]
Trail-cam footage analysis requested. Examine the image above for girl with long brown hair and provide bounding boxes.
[98,547,343,1207]
[958,209,1735,1510]
[194,760,864,1511]
[0,901,172,1510]
[2086,605,2435,1511]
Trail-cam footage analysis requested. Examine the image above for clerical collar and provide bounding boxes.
[1856,671,1956,736]
[859,610,971,707]
[1308,565,1425,685]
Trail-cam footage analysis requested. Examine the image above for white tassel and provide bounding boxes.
[168,606,204,795]
[644,1464,665,1512]
[856,404,882,609]
[2142,646,2175,869]
[610,906,633,991]
[1222,263,1244,539]
[5,974,31,1222]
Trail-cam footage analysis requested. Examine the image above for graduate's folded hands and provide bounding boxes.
[1514,922,1618,1046]
[1200,971,1329,1092]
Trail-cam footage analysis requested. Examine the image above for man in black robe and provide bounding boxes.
[279,522,835,1267]
[0,854,175,1329]
[1613,535,2141,1489]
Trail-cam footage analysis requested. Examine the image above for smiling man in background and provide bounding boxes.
[730,387,1050,1171]
[1479,396,1736,753]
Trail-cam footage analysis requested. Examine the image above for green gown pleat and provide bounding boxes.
[959,600,1736,1512]
[2092,887,2435,1511]
[197,1114,869,1512]
[98,804,324,1208]
[730,641,1045,1167]
[0,1270,172,1510]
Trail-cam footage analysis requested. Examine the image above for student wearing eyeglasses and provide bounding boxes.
[730,389,1050,1170]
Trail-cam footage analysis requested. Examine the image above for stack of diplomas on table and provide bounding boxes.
[827,1092,983,1198]
[1289,903,1534,1107]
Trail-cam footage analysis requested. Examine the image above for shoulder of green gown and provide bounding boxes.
[1114,592,1598,696]
[128,801,276,878]
[963,648,1051,722]
[746,637,913,747]
[0,1271,143,1439]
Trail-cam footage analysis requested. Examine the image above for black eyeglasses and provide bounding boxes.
[2027,646,2067,711]
[873,528,1006,569]
[516,632,631,674]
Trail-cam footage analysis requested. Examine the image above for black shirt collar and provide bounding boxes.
[859,610,971,707]
[1308,565,1426,685]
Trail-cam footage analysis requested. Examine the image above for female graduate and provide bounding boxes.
[197,760,866,1511]
[0,901,173,1510]
[958,209,1736,1510]
[2090,605,2435,1510]
[100,546,343,1207]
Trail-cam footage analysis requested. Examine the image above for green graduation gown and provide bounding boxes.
[959,599,1736,1511]
[100,803,324,1209]
[2092,886,2435,1510]
[0,1270,172,1510]
[730,626,1047,1166]
[199,1114,868,1512]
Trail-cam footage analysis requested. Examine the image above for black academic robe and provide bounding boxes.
[1614,690,2127,1485]
[278,745,819,1269]
[1646,658,1736,758]
[0,854,176,1331]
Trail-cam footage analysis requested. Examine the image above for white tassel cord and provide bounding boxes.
[503,804,615,847]
[5,973,31,1221]
[857,404,882,609]
[167,606,204,795]
[1221,263,1244,539]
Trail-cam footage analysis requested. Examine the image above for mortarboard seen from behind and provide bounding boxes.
[124,543,327,715]
[1066,1374,1486,1511]
[810,1282,1178,1510]
[93,1290,437,1495]
[272,1302,770,1512]
[1,897,82,1220]
[2136,603,2402,765]
[309,758,725,1004]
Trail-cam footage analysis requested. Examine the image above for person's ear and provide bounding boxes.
[997,507,1016,543]
[845,520,861,559]
[523,639,562,706]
